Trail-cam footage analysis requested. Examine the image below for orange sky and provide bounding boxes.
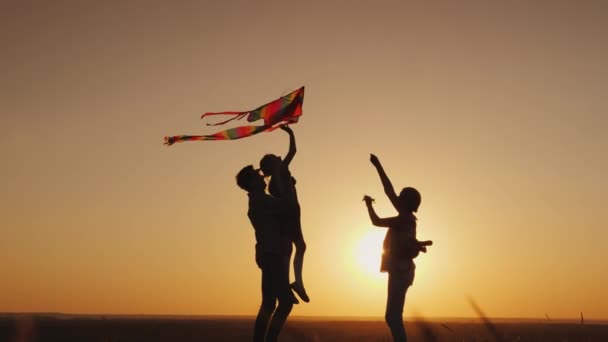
[1,1,607,319]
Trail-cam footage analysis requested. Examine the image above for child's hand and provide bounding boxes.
[362,195,375,205]
[370,154,381,167]
[280,125,293,134]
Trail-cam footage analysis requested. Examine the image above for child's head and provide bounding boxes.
[259,154,282,177]
[236,165,265,192]
[399,187,421,213]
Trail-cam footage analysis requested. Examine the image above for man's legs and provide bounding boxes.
[266,255,294,342]
[253,254,279,342]
[385,271,410,342]
[253,298,275,342]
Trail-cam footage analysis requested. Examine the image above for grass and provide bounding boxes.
[2,313,608,341]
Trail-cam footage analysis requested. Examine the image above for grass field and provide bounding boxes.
[2,315,608,341]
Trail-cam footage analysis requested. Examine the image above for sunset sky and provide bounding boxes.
[1,1,607,320]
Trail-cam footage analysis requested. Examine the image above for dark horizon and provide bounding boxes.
[3,312,608,324]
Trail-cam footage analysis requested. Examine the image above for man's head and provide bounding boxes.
[398,187,421,213]
[259,154,282,177]
[236,165,265,192]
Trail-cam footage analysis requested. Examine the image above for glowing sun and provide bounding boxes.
[355,229,386,277]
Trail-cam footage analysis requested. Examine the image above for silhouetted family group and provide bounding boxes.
[236,126,432,342]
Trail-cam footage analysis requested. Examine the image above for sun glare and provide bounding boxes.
[355,229,386,279]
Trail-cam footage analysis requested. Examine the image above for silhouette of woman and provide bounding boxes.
[363,154,432,342]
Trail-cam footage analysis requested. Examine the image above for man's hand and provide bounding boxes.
[370,153,381,167]
[362,195,375,206]
[280,125,293,134]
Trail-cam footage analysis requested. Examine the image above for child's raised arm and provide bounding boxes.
[370,154,401,213]
[281,125,296,167]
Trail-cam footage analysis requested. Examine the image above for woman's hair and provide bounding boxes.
[399,187,421,212]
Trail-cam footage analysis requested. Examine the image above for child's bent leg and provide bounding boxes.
[293,238,306,285]
[291,223,310,302]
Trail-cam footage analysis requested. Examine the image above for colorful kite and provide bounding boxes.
[164,86,305,145]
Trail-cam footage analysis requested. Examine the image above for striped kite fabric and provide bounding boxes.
[164,86,304,145]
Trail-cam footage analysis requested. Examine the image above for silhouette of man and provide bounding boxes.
[236,165,295,342]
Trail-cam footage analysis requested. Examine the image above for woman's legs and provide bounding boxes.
[385,271,410,342]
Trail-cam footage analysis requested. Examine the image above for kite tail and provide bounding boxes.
[164,135,188,146]
[164,124,273,144]
[201,111,249,126]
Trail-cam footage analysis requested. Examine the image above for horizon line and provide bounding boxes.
[2,312,607,323]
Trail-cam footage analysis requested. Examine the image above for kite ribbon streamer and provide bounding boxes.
[164,86,304,145]
[164,125,280,145]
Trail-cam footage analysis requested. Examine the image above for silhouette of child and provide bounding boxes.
[363,153,432,342]
[259,125,309,303]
